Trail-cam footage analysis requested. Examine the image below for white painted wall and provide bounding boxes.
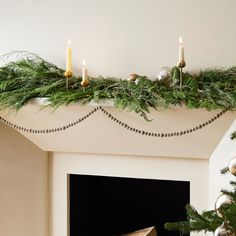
[0,0,235,79]
[0,123,48,236]
[209,120,236,209]
[49,152,209,236]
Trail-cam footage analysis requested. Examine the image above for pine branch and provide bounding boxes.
[221,167,230,175]
[165,165,236,235]
[165,205,222,234]
[231,131,236,140]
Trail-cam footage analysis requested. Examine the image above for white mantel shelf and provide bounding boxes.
[0,100,235,159]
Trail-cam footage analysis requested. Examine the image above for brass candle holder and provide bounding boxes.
[177,60,186,90]
[81,78,90,87]
[64,71,73,90]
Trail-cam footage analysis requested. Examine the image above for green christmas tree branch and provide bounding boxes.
[231,132,236,140]
[165,168,236,235]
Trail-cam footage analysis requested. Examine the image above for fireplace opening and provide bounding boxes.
[70,174,190,236]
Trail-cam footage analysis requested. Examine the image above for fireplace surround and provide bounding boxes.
[49,152,209,236]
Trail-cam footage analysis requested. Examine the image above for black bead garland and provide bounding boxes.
[0,107,100,134]
[100,107,227,138]
[0,107,227,138]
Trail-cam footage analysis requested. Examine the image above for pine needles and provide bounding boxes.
[0,52,236,120]
[164,172,236,235]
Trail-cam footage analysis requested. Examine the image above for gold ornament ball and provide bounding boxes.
[81,79,90,87]
[128,74,139,81]
[228,157,236,176]
[64,71,73,78]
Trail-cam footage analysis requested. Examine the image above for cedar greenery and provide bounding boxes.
[0,51,236,122]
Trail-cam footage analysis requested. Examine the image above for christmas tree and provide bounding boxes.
[164,157,236,236]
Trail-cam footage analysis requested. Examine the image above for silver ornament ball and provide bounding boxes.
[228,157,236,176]
[214,224,228,236]
[157,67,171,81]
[215,194,233,217]
[215,194,233,209]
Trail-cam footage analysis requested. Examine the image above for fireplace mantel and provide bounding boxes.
[0,100,235,159]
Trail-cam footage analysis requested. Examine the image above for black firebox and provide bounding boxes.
[70,174,190,236]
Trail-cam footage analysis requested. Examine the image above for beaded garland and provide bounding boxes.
[0,107,227,137]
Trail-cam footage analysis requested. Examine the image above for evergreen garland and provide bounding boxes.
[0,52,236,123]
